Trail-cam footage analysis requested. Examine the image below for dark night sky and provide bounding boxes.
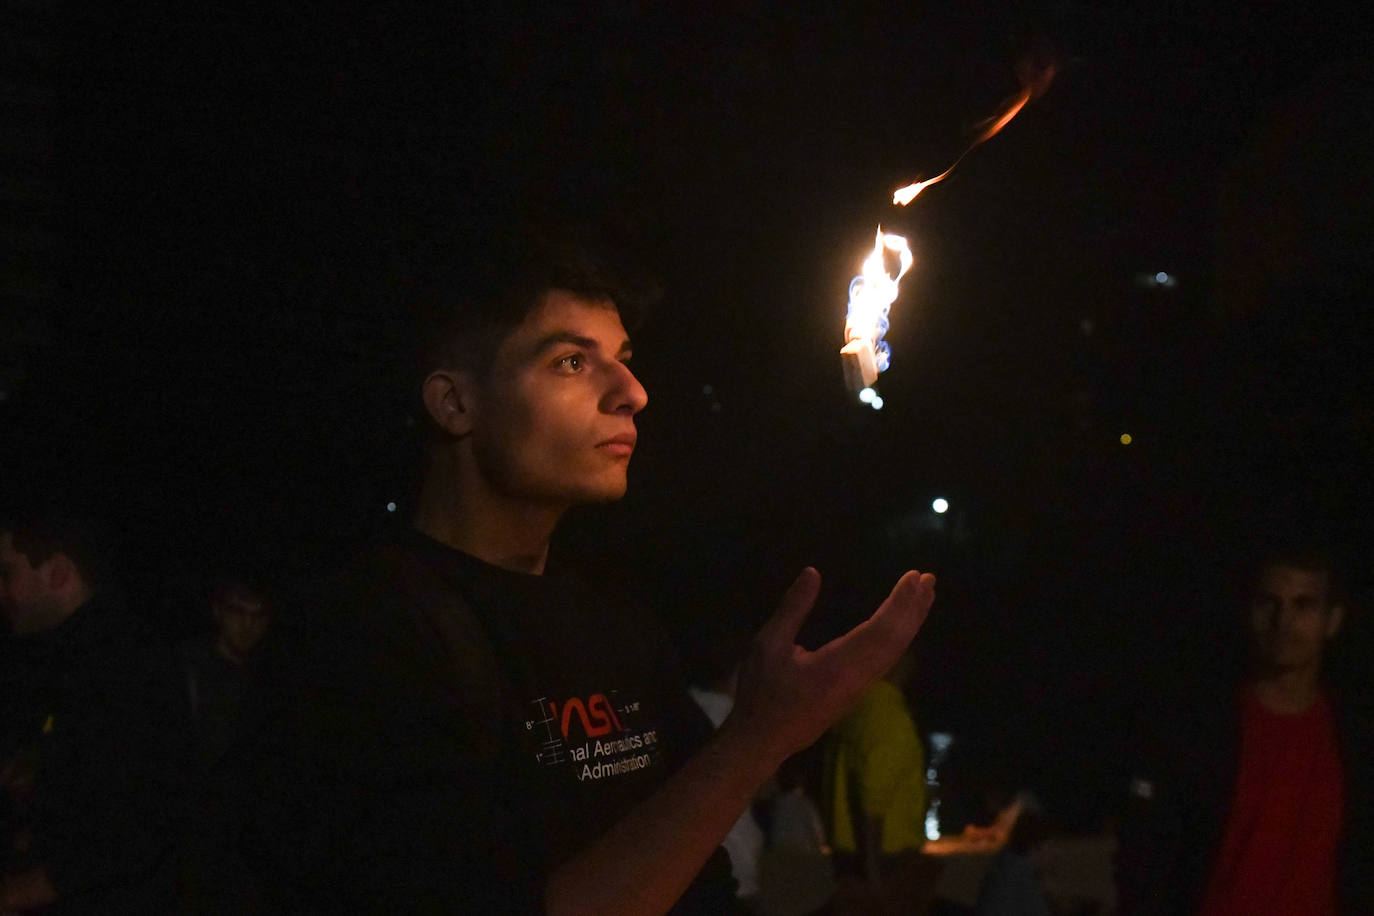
[4,3,1372,820]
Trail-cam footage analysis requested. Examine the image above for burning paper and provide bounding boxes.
[842,57,1055,400]
[841,227,912,394]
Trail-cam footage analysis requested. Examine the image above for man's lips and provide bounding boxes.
[597,433,637,457]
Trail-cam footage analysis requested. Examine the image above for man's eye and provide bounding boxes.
[557,354,584,372]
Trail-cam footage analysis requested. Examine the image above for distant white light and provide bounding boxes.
[870,395,884,410]
[858,387,876,404]
[925,804,942,841]
[1136,271,1178,289]
[932,498,949,514]
[385,502,397,513]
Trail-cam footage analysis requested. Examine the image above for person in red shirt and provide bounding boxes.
[1197,560,1346,915]
[1116,547,1373,915]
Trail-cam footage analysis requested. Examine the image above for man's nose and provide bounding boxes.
[1277,601,1304,628]
[603,361,648,415]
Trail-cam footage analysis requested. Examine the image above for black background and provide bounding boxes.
[4,2,1371,823]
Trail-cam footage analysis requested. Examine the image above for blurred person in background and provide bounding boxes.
[178,576,275,913]
[179,578,274,771]
[1116,544,1373,915]
[973,792,1051,916]
[0,512,186,914]
[755,751,836,916]
[687,635,766,908]
[823,647,941,914]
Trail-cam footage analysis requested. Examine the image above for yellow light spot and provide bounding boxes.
[42,714,54,734]
[1120,433,1133,445]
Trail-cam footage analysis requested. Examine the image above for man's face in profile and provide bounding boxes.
[468,290,648,508]
[1248,564,1343,675]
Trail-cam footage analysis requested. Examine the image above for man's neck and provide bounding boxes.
[413,452,564,575]
[1251,666,1324,715]
[214,638,248,666]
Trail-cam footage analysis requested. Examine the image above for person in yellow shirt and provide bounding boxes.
[824,650,934,908]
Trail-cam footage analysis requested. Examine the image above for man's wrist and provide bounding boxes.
[712,715,789,787]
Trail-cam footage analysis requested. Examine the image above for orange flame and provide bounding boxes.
[893,60,1055,207]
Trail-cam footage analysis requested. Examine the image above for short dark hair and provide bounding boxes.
[1248,544,1345,607]
[0,512,114,593]
[411,219,651,386]
[210,576,276,616]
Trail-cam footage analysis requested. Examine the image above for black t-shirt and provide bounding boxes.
[243,532,738,913]
[0,600,187,914]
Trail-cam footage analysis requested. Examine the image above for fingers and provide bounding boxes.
[877,571,936,636]
[868,571,936,649]
[756,567,822,651]
[822,571,935,667]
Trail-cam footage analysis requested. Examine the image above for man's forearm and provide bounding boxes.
[544,567,937,916]
[545,722,777,916]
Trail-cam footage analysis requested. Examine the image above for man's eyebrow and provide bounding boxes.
[528,331,633,358]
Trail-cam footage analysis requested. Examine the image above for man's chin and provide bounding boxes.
[585,483,629,503]
[1255,654,1320,677]
[559,478,629,505]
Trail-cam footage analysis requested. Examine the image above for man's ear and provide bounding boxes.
[41,552,75,593]
[421,369,479,437]
[1326,602,1345,640]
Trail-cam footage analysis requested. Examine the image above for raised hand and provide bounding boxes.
[726,567,936,761]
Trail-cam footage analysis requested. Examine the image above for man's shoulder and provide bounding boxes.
[293,540,477,636]
[853,678,907,719]
[272,541,508,705]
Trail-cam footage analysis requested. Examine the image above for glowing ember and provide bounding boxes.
[841,227,912,394]
[893,60,1055,207]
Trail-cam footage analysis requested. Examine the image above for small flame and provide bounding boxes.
[844,55,1054,397]
[843,227,912,384]
[893,60,1055,207]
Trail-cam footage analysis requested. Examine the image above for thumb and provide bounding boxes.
[756,567,822,651]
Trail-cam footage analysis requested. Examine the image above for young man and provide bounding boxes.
[241,232,938,914]
[173,578,277,912]
[0,515,185,914]
[1116,548,1373,915]
[181,579,275,768]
